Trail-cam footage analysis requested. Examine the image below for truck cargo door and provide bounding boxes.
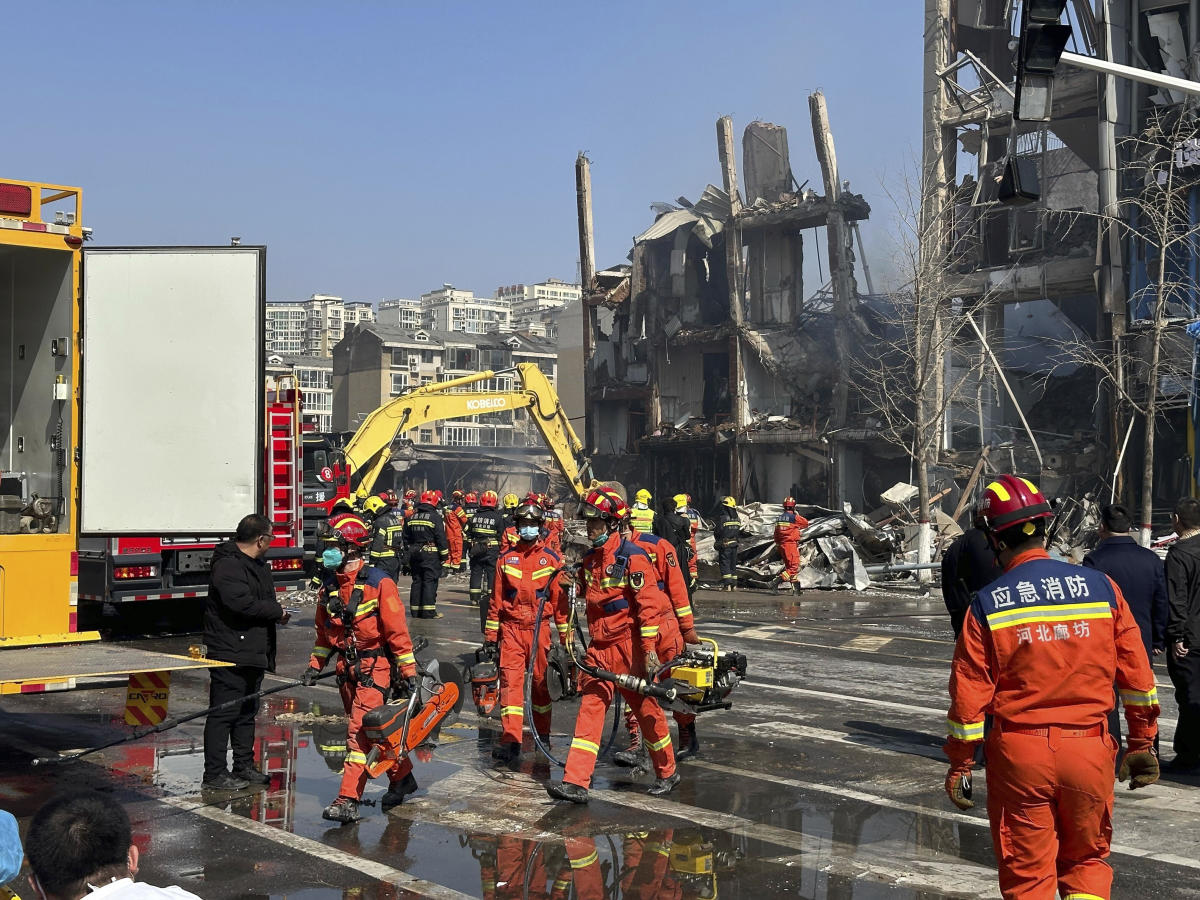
[80,247,264,534]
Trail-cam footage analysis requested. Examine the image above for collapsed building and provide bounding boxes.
[575,102,918,516]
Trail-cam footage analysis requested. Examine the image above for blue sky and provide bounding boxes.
[9,2,921,301]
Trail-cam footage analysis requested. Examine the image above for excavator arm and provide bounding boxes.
[344,364,594,501]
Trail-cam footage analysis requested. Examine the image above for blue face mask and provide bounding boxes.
[590,530,608,547]
[321,547,345,569]
[518,525,541,542]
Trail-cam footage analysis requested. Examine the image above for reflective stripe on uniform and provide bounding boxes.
[531,566,556,579]
[570,737,599,756]
[396,652,415,666]
[501,565,523,578]
[355,599,380,618]
[569,850,599,869]
[947,718,985,741]
[647,734,671,752]
[1063,894,1106,900]
[345,750,368,765]
[675,605,693,618]
[640,625,659,638]
[501,705,523,717]
[485,619,500,631]
[986,601,1112,631]
[1119,687,1159,707]
[532,702,553,714]
[312,646,331,658]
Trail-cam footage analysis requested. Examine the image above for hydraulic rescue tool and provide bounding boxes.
[522,565,748,766]
[361,655,464,778]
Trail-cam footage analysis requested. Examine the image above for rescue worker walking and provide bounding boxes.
[713,497,741,591]
[683,495,700,592]
[363,494,403,581]
[660,495,693,578]
[629,489,656,535]
[446,490,469,572]
[774,497,809,591]
[500,493,521,547]
[614,513,703,765]
[402,490,451,619]
[944,475,1160,900]
[303,512,420,822]
[468,491,504,629]
[484,498,569,762]
[546,487,680,804]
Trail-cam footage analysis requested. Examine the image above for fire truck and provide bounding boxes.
[77,383,306,625]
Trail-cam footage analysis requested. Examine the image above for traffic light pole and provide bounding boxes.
[1061,50,1200,101]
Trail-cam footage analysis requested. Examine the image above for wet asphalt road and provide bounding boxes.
[2,578,1199,899]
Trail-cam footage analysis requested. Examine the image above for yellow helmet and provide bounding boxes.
[635,489,652,504]
[672,493,689,510]
[722,496,737,508]
[362,495,387,516]
[502,492,520,510]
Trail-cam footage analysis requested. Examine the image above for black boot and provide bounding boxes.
[612,719,643,767]
[231,765,272,785]
[491,741,520,763]
[546,780,589,804]
[647,773,680,796]
[322,796,360,823]
[675,722,700,762]
[380,773,419,809]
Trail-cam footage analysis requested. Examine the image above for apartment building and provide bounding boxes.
[265,353,335,432]
[377,298,423,330]
[495,278,581,329]
[266,295,376,359]
[421,284,511,334]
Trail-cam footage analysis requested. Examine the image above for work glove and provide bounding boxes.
[681,627,701,645]
[300,667,322,687]
[644,651,662,679]
[944,767,974,810]
[1118,748,1160,789]
[483,640,499,655]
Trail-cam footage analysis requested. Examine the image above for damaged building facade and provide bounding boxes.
[576,106,914,514]
[925,0,1200,520]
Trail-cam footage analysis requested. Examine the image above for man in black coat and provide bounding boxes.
[940,511,1003,637]
[201,514,290,790]
[1165,497,1200,773]
[1084,503,1168,758]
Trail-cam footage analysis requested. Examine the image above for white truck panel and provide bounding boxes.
[81,248,263,534]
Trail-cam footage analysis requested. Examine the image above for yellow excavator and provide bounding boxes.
[334,363,596,506]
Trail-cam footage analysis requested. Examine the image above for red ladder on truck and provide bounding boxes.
[267,381,303,549]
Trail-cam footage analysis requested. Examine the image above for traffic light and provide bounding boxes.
[1014,0,1073,122]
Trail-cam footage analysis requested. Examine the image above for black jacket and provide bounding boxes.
[658,508,693,567]
[1165,533,1200,648]
[1083,535,1168,658]
[403,502,449,557]
[713,506,741,546]
[203,541,283,669]
[940,528,1003,636]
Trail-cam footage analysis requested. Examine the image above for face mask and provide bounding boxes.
[590,530,609,547]
[518,525,540,542]
[321,547,345,569]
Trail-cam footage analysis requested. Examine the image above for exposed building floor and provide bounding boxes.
[2,582,1197,899]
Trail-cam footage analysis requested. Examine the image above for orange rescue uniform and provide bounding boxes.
[485,539,568,746]
[774,510,809,583]
[310,562,419,803]
[946,548,1159,900]
[445,503,468,566]
[562,531,677,789]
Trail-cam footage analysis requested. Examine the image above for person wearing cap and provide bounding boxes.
[944,475,1160,899]
[659,495,693,582]
[445,490,469,572]
[467,491,504,630]
[712,497,741,591]
[363,495,404,581]
[305,510,420,822]
[773,497,809,592]
[402,490,451,619]
[629,489,656,535]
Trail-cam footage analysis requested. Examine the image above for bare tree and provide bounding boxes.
[855,166,992,574]
[1049,106,1200,544]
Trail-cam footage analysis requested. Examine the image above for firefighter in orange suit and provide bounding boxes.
[944,475,1160,900]
[541,494,565,554]
[684,495,700,589]
[303,511,420,823]
[547,488,679,803]
[485,497,570,762]
[774,497,809,588]
[613,517,702,765]
[445,490,469,570]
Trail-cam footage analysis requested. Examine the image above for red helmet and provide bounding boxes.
[979,475,1053,533]
[514,498,545,523]
[464,491,479,505]
[480,490,499,508]
[404,489,418,500]
[380,489,399,508]
[419,490,438,505]
[782,496,796,510]
[433,489,444,504]
[581,487,628,522]
[539,493,554,511]
[326,511,371,548]
[452,490,464,501]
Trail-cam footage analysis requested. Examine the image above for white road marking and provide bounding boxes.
[161,795,474,899]
[838,634,894,652]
